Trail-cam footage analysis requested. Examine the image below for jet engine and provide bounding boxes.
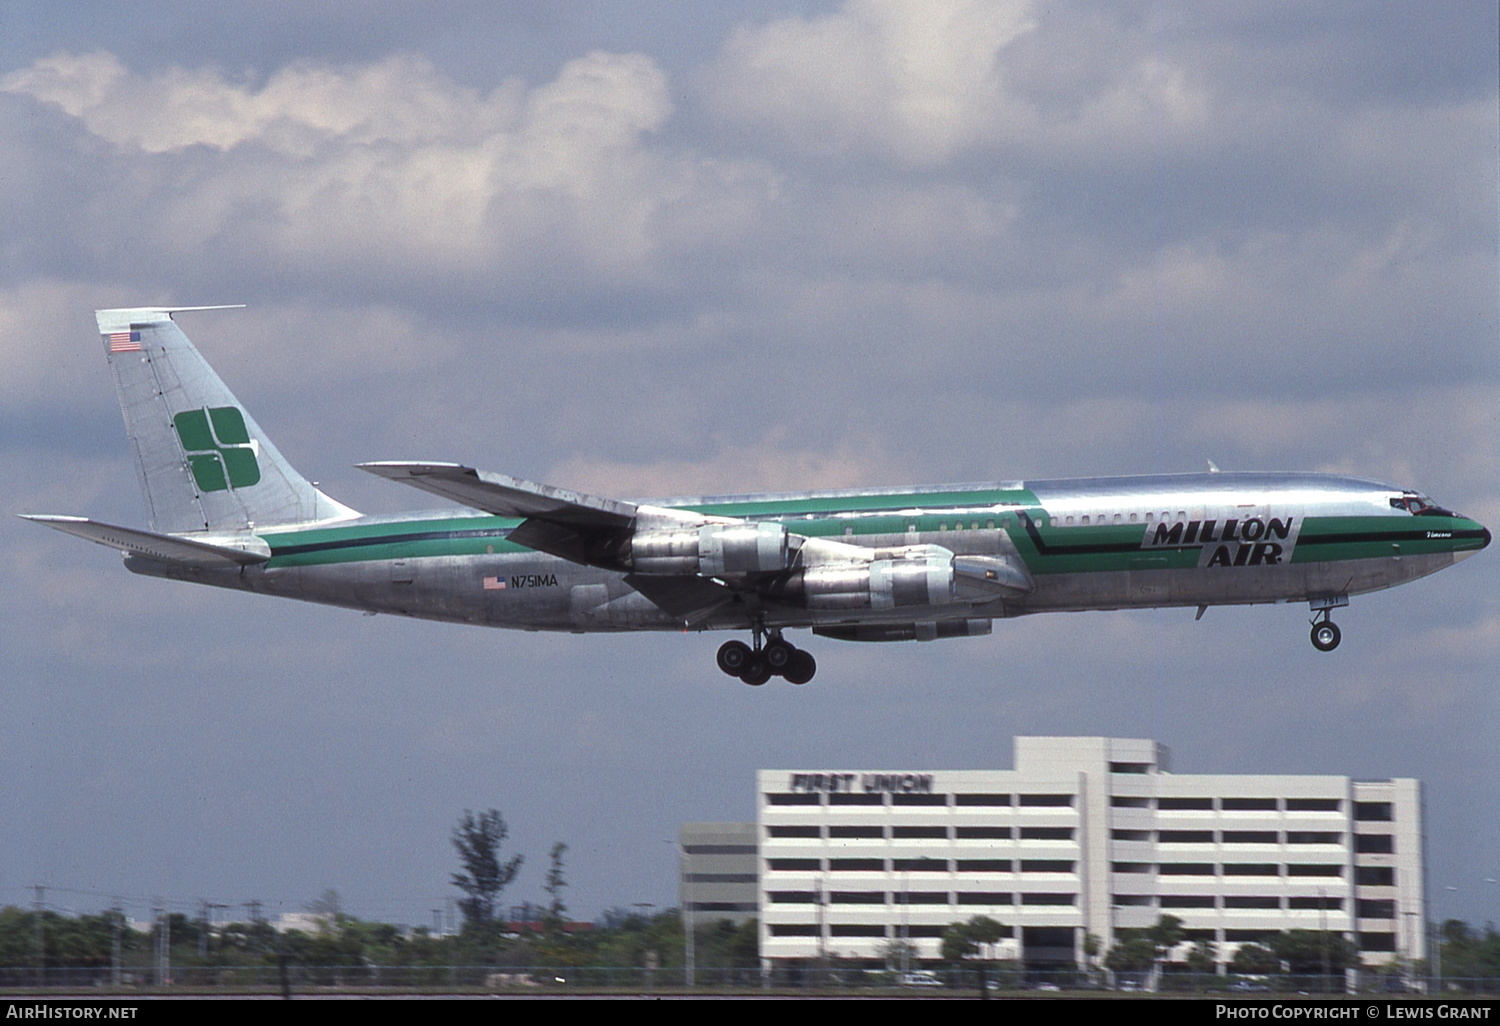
[767,555,958,610]
[630,521,790,576]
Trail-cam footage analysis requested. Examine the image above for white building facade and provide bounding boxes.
[757,737,1423,968]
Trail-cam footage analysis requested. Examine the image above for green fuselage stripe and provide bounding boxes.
[257,500,1484,573]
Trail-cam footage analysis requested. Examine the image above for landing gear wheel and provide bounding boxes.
[763,638,795,672]
[739,656,772,686]
[717,640,752,676]
[1310,621,1341,652]
[782,649,817,685]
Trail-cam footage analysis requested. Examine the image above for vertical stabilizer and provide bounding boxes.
[97,306,358,533]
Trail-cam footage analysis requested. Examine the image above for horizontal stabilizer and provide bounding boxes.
[358,462,638,527]
[19,515,270,568]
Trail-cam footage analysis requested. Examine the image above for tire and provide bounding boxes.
[782,649,817,685]
[716,640,752,676]
[740,656,772,686]
[1310,621,1341,652]
[764,638,795,671]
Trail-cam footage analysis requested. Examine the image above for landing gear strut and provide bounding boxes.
[717,627,817,685]
[1308,596,1347,652]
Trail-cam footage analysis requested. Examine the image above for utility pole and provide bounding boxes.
[32,885,45,987]
[110,900,124,986]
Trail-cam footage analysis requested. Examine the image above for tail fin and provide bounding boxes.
[98,306,358,533]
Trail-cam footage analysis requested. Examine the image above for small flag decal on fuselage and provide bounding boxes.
[483,576,506,590]
[107,331,142,352]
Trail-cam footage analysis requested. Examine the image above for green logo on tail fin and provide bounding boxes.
[174,407,261,492]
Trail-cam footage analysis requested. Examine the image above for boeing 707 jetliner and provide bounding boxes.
[22,307,1490,685]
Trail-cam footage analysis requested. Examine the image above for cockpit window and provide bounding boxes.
[1391,493,1457,517]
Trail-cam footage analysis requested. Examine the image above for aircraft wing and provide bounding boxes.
[358,462,637,524]
[359,461,646,568]
[19,514,271,568]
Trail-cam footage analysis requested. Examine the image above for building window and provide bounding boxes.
[1286,896,1343,911]
[1158,830,1215,843]
[895,892,950,905]
[1158,863,1215,876]
[1112,862,1152,874]
[768,825,821,838]
[1158,797,1214,810]
[1223,864,1280,876]
[762,858,822,876]
[767,793,821,806]
[1019,794,1075,807]
[1355,866,1395,886]
[1019,826,1074,840]
[1225,929,1277,943]
[1224,896,1281,909]
[892,793,949,807]
[1020,860,1075,873]
[829,825,883,839]
[1160,896,1216,908]
[1111,796,1151,808]
[1286,831,1342,845]
[1111,829,1151,842]
[1020,893,1076,905]
[892,858,950,872]
[1285,798,1341,812]
[768,924,820,937]
[1355,834,1395,854]
[956,860,1012,873]
[892,826,948,839]
[955,793,1011,806]
[956,826,1012,840]
[1358,933,1397,952]
[829,793,884,806]
[1222,831,1279,844]
[1356,899,1396,919]
[1286,864,1343,877]
[767,891,818,904]
[907,926,947,938]
[1113,895,1153,906]
[830,925,888,937]
[957,892,1013,905]
[830,891,886,904]
[1355,802,1394,822]
[1110,762,1151,774]
[1221,798,1278,811]
[828,858,885,871]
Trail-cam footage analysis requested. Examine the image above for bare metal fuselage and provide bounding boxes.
[128,471,1487,636]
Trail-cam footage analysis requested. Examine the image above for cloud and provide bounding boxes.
[2,50,776,309]
[706,0,1039,166]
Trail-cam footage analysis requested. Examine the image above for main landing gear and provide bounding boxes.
[717,629,817,685]
[1308,596,1347,652]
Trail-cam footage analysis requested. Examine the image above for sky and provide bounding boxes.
[2,1,1497,935]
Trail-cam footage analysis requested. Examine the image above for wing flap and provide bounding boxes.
[20,514,270,568]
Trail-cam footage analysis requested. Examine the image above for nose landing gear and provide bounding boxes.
[1308,595,1347,652]
[717,628,817,685]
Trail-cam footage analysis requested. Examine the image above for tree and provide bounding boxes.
[1147,914,1187,956]
[543,842,568,926]
[450,809,524,932]
[1231,942,1280,975]
[1105,935,1158,972]
[1268,929,1358,978]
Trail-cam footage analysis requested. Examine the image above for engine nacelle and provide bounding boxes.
[630,521,790,576]
[814,619,992,643]
[781,556,958,610]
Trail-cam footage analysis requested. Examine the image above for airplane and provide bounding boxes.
[21,306,1490,685]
